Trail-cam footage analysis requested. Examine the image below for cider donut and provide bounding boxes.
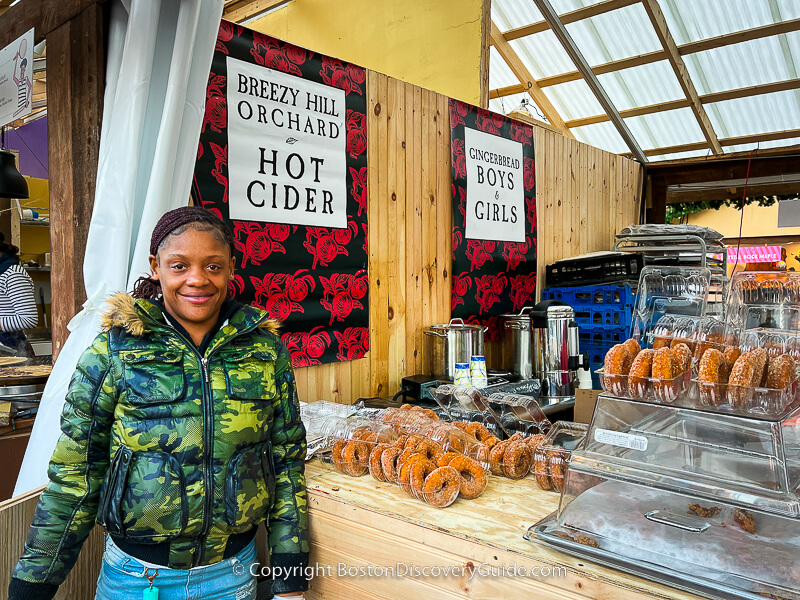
[331,440,348,473]
[482,435,502,448]
[397,447,421,467]
[453,421,470,431]
[489,440,509,476]
[421,408,439,420]
[409,406,424,412]
[750,348,768,388]
[421,466,461,508]
[670,337,697,354]
[604,344,633,396]
[380,446,402,483]
[728,352,756,409]
[507,432,524,444]
[437,452,460,467]
[767,354,796,389]
[723,346,741,369]
[533,446,552,490]
[694,333,725,362]
[404,434,425,450]
[622,338,641,357]
[368,443,390,482]
[465,422,491,442]
[628,349,655,399]
[415,439,445,463]
[400,404,413,410]
[652,347,677,402]
[393,434,409,448]
[398,454,427,496]
[447,455,487,499]
[503,442,533,480]
[341,441,370,477]
[409,458,437,500]
[671,342,693,376]
[525,433,546,453]
[698,348,725,407]
[548,449,568,493]
[653,336,671,350]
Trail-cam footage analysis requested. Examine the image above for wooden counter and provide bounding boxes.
[305,459,703,600]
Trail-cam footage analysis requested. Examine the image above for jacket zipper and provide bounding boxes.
[196,355,212,566]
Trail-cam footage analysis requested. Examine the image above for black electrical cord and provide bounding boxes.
[392,387,412,404]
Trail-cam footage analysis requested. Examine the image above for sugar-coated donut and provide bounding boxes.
[437,452,460,467]
[453,421,469,431]
[728,352,757,409]
[400,404,413,410]
[533,446,552,490]
[393,434,408,448]
[331,440,348,473]
[503,441,532,480]
[604,344,633,396]
[404,434,425,450]
[415,439,445,463]
[767,354,796,390]
[548,448,569,493]
[380,446,402,483]
[409,458,437,500]
[723,346,742,368]
[398,454,427,496]
[671,342,693,376]
[341,441,370,477]
[750,348,768,388]
[628,349,655,399]
[465,422,491,442]
[482,435,502,448]
[652,347,677,402]
[421,408,439,420]
[489,441,509,476]
[507,432,524,444]
[622,338,641,357]
[421,466,460,508]
[368,443,390,482]
[698,348,725,407]
[653,336,671,349]
[525,433,546,453]
[447,455,487,499]
[670,337,697,354]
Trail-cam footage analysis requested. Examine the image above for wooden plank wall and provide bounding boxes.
[293,70,643,404]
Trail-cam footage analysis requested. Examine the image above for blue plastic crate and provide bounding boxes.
[582,343,614,390]
[573,305,633,329]
[542,284,635,308]
[578,327,627,346]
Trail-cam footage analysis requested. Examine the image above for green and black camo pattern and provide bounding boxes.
[12,298,308,586]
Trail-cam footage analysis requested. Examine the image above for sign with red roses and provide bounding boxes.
[449,99,537,341]
[193,22,369,367]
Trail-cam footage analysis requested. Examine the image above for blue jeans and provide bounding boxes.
[95,536,257,600]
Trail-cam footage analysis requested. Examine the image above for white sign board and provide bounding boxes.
[464,127,525,243]
[0,28,34,128]
[226,56,347,229]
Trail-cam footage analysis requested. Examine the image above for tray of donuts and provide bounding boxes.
[692,342,800,419]
[598,338,693,403]
[532,422,588,493]
[451,422,544,481]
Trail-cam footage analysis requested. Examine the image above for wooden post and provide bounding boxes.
[647,180,667,224]
[46,4,104,359]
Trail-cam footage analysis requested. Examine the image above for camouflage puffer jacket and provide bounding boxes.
[10,294,308,599]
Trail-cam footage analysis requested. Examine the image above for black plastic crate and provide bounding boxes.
[546,252,644,287]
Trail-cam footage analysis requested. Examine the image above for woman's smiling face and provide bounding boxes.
[149,225,234,343]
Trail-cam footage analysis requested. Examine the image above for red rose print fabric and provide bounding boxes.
[193,23,369,366]
[449,99,537,341]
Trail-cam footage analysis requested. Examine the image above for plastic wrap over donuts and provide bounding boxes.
[598,343,692,403]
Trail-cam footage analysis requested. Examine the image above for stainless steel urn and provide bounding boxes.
[531,300,584,402]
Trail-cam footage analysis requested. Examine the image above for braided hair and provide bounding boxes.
[132,206,235,300]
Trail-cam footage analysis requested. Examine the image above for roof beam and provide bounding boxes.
[624,128,800,158]
[667,180,800,204]
[489,83,526,100]
[679,17,800,55]
[531,0,645,161]
[223,0,291,23]
[503,0,641,41]
[558,78,800,129]
[640,0,722,155]
[497,19,800,92]
[490,21,574,137]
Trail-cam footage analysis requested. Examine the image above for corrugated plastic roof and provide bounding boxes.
[490,0,800,162]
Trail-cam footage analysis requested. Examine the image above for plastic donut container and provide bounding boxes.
[596,367,692,404]
[532,422,588,493]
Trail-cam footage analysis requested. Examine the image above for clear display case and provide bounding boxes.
[529,393,800,600]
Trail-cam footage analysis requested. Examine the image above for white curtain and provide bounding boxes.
[14,0,224,496]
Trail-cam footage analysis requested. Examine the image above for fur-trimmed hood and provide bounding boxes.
[100,292,281,337]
